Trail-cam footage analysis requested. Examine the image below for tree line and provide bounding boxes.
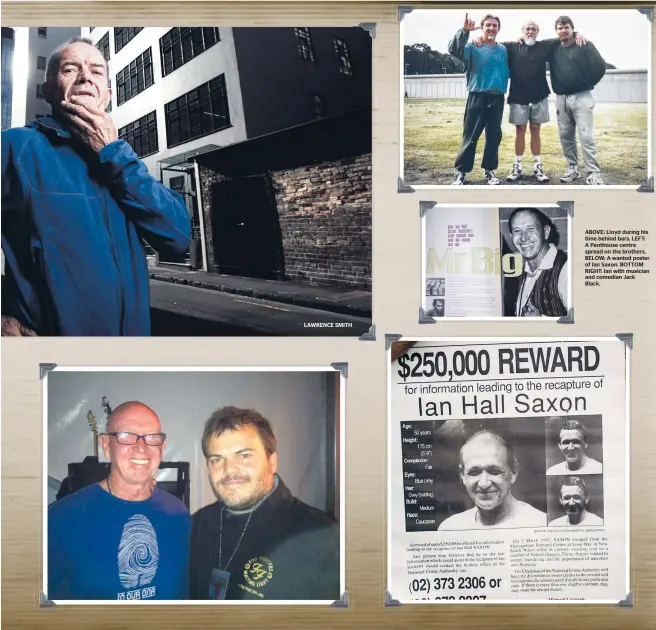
[404,43,615,75]
[404,44,465,75]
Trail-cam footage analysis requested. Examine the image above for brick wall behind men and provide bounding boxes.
[271,154,372,290]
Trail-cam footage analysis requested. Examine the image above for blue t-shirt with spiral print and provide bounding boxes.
[48,483,190,600]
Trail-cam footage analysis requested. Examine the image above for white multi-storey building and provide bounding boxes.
[81,26,372,269]
[3,26,81,129]
[83,26,371,193]
[84,26,247,196]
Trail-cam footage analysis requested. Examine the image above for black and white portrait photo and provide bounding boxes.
[426,298,445,317]
[547,474,604,526]
[500,206,570,317]
[545,415,603,475]
[418,417,548,531]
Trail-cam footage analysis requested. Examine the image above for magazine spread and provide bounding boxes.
[424,206,571,319]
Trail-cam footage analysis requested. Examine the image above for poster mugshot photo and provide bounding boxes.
[1,26,373,337]
[410,417,549,532]
[400,8,652,189]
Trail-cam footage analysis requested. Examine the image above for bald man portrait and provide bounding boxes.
[548,476,603,526]
[48,402,191,600]
[439,429,546,530]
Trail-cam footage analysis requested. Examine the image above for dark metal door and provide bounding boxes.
[211,175,285,280]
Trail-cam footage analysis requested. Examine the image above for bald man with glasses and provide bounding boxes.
[48,402,190,600]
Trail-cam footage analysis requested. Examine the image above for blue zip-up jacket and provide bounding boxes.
[1,116,191,335]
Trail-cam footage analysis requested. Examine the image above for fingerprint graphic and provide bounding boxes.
[117,514,159,589]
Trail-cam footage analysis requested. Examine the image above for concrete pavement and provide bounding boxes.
[149,265,372,318]
[150,280,372,336]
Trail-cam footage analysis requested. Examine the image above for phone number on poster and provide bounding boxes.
[409,575,502,599]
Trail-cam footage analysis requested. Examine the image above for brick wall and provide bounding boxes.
[198,166,225,271]
[198,154,372,290]
[272,154,372,290]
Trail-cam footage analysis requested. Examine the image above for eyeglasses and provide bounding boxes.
[104,432,167,446]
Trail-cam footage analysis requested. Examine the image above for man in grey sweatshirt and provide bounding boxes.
[549,16,607,185]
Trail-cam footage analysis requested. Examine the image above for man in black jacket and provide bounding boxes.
[189,406,340,601]
[550,16,607,185]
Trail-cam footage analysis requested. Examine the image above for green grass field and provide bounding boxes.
[404,99,649,185]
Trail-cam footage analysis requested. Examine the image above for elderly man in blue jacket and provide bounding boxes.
[1,36,191,336]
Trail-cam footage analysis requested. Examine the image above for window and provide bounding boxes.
[37,56,46,70]
[165,74,230,148]
[96,32,110,62]
[106,76,112,113]
[114,27,142,54]
[169,176,185,193]
[118,110,158,158]
[333,37,352,76]
[160,27,220,77]
[36,83,45,99]
[116,47,153,106]
[294,27,315,62]
[312,93,324,119]
[37,27,47,38]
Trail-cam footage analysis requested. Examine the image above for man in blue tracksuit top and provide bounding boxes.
[1,36,191,336]
[448,13,509,186]
[48,401,191,600]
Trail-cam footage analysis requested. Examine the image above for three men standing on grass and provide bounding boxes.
[448,13,607,186]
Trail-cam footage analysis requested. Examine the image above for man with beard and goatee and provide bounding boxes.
[505,207,568,317]
[448,13,509,186]
[549,477,603,526]
[189,406,340,600]
[486,21,586,184]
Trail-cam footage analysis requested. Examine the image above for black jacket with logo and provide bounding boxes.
[189,477,340,600]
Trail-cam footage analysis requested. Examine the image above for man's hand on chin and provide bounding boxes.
[1,315,38,337]
[59,96,118,153]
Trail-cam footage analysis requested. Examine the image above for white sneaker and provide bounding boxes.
[484,170,500,185]
[586,172,605,186]
[507,163,522,181]
[452,172,466,186]
[533,163,549,182]
[560,166,581,183]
